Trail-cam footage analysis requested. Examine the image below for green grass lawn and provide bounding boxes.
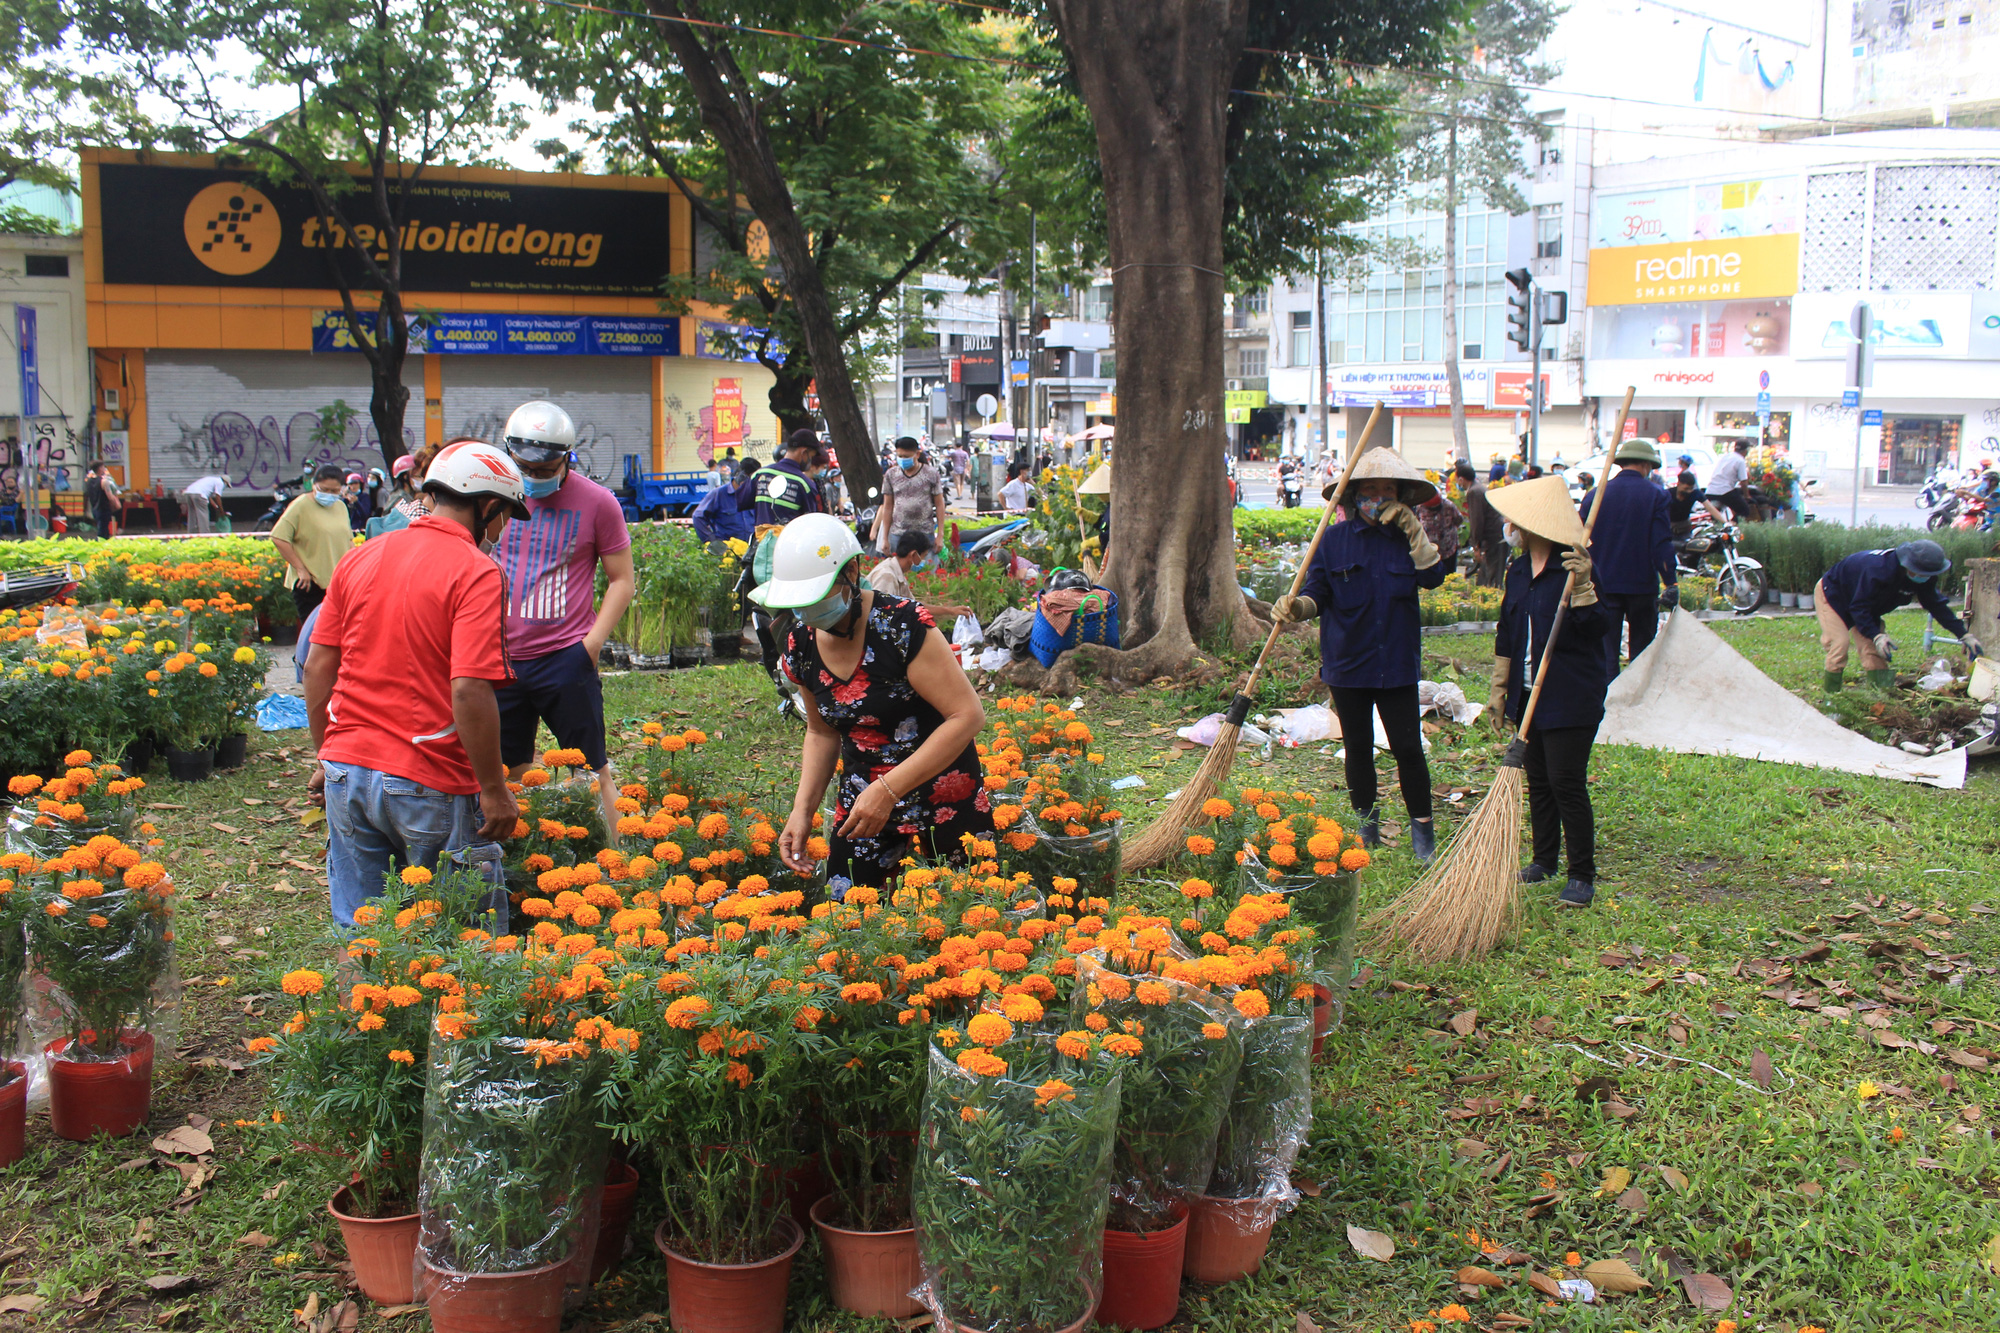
[3,609,1995,1331]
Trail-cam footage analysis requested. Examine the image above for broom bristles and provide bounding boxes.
[1366,765,1526,962]
[1119,719,1241,872]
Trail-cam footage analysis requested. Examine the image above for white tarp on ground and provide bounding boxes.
[1595,609,1969,789]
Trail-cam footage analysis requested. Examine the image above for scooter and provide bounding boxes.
[1279,468,1304,508]
[1675,514,1767,614]
[255,481,300,530]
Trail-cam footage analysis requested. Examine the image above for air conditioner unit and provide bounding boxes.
[1227,379,1242,391]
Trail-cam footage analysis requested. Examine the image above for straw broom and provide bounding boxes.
[1121,404,1386,872]
[1368,387,1637,962]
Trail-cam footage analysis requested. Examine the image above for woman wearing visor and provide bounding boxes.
[753,513,992,896]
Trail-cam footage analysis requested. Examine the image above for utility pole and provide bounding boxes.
[1313,250,1329,475]
[893,282,905,441]
[1026,210,1038,461]
[1848,300,1874,528]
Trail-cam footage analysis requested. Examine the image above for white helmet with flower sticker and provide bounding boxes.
[748,511,863,609]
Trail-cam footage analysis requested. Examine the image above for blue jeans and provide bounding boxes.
[322,761,503,927]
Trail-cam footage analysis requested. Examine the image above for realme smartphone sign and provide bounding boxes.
[1585,233,1799,306]
[97,161,678,298]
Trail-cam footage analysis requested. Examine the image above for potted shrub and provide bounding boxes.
[0,867,27,1166]
[1235,791,1369,1037]
[607,929,816,1333]
[260,867,499,1304]
[994,749,1124,905]
[20,837,175,1140]
[213,642,267,769]
[5,754,141,860]
[415,939,626,1333]
[154,645,229,780]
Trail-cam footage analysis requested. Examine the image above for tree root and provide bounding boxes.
[991,636,1228,697]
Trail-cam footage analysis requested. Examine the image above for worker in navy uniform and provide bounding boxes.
[1574,437,1678,675]
[1485,476,1610,910]
[1271,448,1450,863]
[1814,539,1983,692]
[747,430,830,714]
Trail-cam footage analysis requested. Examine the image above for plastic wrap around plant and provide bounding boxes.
[504,770,611,894]
[6,806,136,862]
[1076,955,1244,1233]
[415,1035,611,1287]
[1206,1012,1313,1229]
[0,898,26,1069]
[1011,812,1120,905]
[21,852,178,1064]
[1238,851,1360,1004]
[914,1044,1120,1333]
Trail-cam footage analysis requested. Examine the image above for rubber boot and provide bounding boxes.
[1357,808,1381,849]
[1822,670,1844,693]
[1866,667,1896,690]
[1409,818,1436,864]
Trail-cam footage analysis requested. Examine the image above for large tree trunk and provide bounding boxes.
[642,0,883,504]
[367,288,411,472]
[1046,0,1251,670]
[1441,110,1469,464]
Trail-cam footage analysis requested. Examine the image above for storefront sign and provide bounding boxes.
[1486,370,1549,409]
[311,309,680,356]
[1592,188,1689,249]
[1791,292,1967,359]
[98,160,682,298]
[1335,388,1433,408]
[1084,396,1116,415]
[712,377,744,445]
[1586,233,1799,306]
[14,305,36,417]
[698,320,778,362]
[1690,177,1798,242]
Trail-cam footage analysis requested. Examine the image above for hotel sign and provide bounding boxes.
[1586,233,1799,306]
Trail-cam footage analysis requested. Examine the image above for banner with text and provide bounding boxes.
[1586,233,1799,306]
[311,310,679,357]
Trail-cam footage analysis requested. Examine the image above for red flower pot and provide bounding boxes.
[418,1253,569,1333]
[46,1030,154,1141]
[329,1186,420,1305]
[587,1159,642,1285]
[0,1061,26,1167]
[654,1214,804,1333]
[781,1155,828,1231]
[1182,1195,1276,1283]
[810,1193,922,1318]
[1098,1205,1189,1329]
[1311,983,1332,1057]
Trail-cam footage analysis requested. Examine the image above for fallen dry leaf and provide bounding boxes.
[1596,1166,1632,1198]
[1292,1176,1323,1197]
[1449,1009,1479,1037]
[1480,1151,1514,1181]
[0,1294,47,1314]
[1581,1258,1650,1294]
[1490,1246,1533,1266]
[115,1155,154,1172]
[1455,1266,1506,1287]
[1525,1270,1562,1298]
[1295,1312,1321,1333]
[1659,1165,1690,1193]
[1345,1224,1396,1262]
[262,1180,290,1202]
[375,1307,425,1319]
[1679,1273,1734,1310]
[237,1231,275,1248]
[144,1274,199,1293]
[1455,1137,1490,1158]
[1986,1234,2000,1278]
[1492,1315,1533,1328]
[151,1125,214,1157]
[1616,1186,1648,1217]
[1750,1049,1773,1090]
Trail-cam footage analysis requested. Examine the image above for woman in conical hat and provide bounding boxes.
[1270,447,1448,862]
[1484,476,1610,910]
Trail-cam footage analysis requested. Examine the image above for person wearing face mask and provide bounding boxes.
[303,439,528,927]
[872,435,947,556]
[270,463,357,621]
[754,512,992,897]
[1270,449,1450,862]
[490,401,638,832]
[1815,540,1980,692]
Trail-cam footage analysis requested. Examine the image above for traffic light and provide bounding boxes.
[1505,268,1533,352]
[1538,289,1568,328]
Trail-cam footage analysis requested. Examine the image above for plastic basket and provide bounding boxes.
[1029,588,1119,668]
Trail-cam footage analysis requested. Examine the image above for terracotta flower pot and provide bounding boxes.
[1181,1195,1276,1284]
[329,1186,420,1305]
[654,1214,804,1333]
[1098,1205,1189,1330]
[0,1061,26,1167]
[46,1030,154,1141]
[1311,983,1332,1058]
[418,1253,570,1333]
[810,1193,922,1318]
[587,1159,642,1285]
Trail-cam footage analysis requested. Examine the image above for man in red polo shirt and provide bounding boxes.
[305,438,529,926]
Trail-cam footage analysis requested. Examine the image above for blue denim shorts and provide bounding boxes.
[322,761,502,927]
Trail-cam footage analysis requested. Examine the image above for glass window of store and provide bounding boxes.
[1341,204,1509,365]
[1290,311,1313,366]
[1591,299,1791,359]
[1879,415,1960,486]
[1628,410,1687,444]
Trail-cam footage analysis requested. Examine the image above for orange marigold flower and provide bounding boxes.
[1340,848,1371,871]
[1135,980,1172,1006]
[725,1060,753,1088]
[1432,1308,1472,1325]
[356,1012,386,1031]
[387,1049,416,1064]
[1055,1030,1092,1059]
[400,865,433,886]
[1033,1078,1076,1110]
[1102,1033,1143,1058]
[1232,990,1271,1018]
[1202,1022,1228,1039]
[281,969,326,996]
[966,1013,1014,1046]
[954,1049,1007,1077]
[665,996,712,1029]
[244,1036,277,1053]
[841,982,885,1004]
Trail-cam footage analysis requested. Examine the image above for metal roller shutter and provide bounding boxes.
[440,356,652,485]
[1395,414,1518,471]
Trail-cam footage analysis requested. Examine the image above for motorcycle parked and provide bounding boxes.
[255,481,301,530]
[1675,514,1767,614]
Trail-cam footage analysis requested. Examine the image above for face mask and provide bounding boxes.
[1909,572,1935,584]
[1356,495,1390,523]
[522,473,563,499]
[313,491,340,507]
[799,588,854,631]
[898,457,919,472]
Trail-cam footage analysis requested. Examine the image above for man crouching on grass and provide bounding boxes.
[305,439,527,928]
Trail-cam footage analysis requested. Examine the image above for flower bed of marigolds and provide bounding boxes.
[2,609,1999,1332]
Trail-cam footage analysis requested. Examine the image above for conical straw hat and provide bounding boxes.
[1486,475,1589,546]
[1076,460,1113,495]
[1323,446,1438,504]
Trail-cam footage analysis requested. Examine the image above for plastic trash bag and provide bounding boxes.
[953,615,985,649]
[913,1043,1119,1333]
[256,693,310,731]
[977,646,1013,673]
[1264,704,1335,748]
[1918,660,1960,692]
[1176,713,1273,751]
[1417,679,1476,722]
[1206,1012,1313,1229]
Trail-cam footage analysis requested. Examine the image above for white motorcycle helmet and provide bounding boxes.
[503,400,577,466]
[421,439,531,519]
[748,512,862,610]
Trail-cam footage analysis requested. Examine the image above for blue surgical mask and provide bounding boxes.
[313,491,340,507]
[1909,572,1935,584]
[898,457,919,472]
[1356,495,1390,522]
[522,473,563,499]
[799,588,855,631]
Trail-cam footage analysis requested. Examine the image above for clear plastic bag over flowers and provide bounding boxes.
[1238,851,1361,1009]
[1206,1012,1313,1229]
[914,1043,1120,1333]
[1075,954,1244,1233]
[414,1035,611,1295]
[1012,812,1120,905]
[20,850,179,1066]
[503,770,611,895]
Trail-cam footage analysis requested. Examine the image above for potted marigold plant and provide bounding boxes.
[0,867,28,1167]
[996,752,1124,903]
[415,938,626,1333]
[1075,934,1244,1330]
[154,644,230,781]
[212,642,267,769]
[5,753,141,860]
[913,1017,1128,1333]
[605,927,815,1333]
[20,837,175,1140]
[260,865,501,1305]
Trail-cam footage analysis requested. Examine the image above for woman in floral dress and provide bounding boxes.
[751,514,992,896]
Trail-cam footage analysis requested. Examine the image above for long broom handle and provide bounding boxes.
[1513,387,1636,743]
[1234,403,1386,709]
